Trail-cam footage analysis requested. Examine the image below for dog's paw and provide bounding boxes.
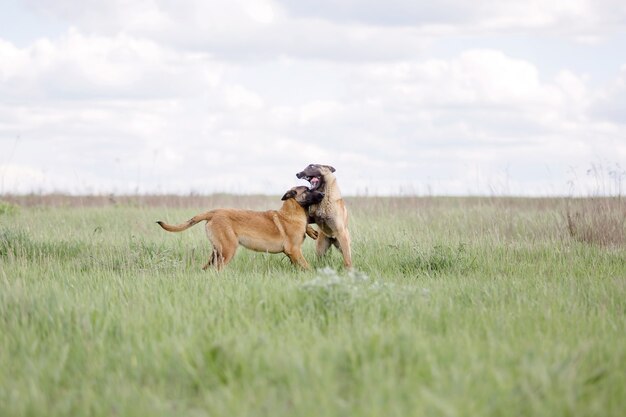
[306,225,319,240]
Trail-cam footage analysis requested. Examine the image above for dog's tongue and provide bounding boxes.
[310,177,320,189]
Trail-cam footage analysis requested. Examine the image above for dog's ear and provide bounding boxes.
[325,165,336,173]
[281,189,297,200]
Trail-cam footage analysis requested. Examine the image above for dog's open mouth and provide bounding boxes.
[305,176,321,190]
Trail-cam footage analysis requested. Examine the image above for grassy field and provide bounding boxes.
[1,195,624,416]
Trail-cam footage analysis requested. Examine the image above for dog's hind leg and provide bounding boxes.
[218,246,237,270]
[202,248,220,270]
[204,223,230,271]
[215,229,238,270]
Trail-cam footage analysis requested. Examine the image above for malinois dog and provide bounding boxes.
[157,186,324,271]
[296,164,352,268]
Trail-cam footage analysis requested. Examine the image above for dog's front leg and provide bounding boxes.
[285,247,311,270]
[306,225,319,240]
[316,234,332,257]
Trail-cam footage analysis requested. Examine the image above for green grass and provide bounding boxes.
[1,197,624,416]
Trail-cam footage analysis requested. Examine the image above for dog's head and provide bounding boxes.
[295,164,336,191]
[281,185,325,207]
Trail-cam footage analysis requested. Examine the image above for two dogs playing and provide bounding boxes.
[157,164,352,271]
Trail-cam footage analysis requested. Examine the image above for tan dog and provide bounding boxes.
[296,164,352,268]
[157,186,324,271]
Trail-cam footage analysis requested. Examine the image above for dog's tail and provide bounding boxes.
[156,211,214,233]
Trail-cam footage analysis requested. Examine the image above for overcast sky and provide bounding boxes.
[1,0,625,196]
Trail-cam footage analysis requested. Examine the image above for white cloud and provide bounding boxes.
[592,65,626,125]
[223,85,265,109]
[0,29,223,100]
[244,0,277,24]
[356,50,549,108]
[299,100,344,125]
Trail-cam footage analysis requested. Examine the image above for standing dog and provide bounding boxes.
[296,164,352,268]
[157,186,324,271]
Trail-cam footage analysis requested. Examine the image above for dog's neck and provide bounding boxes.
[321,173,342,200]
[279,198,306,216]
